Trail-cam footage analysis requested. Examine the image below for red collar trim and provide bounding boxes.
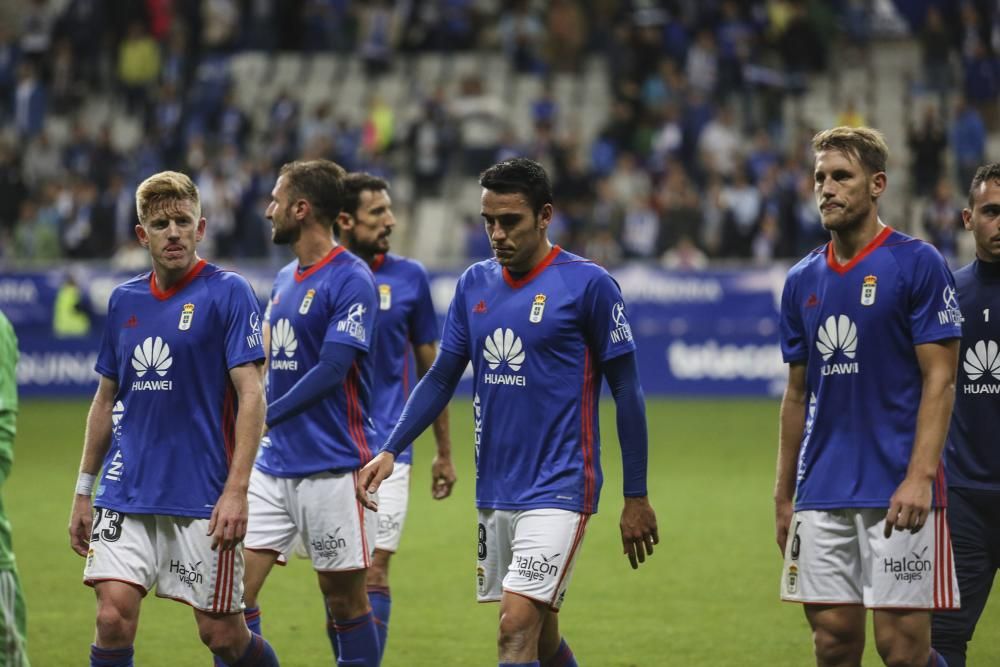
[370,254,386,272]
[296,246,344,283]
[149,259,207,301]
[502,245,561,289]
[826,226,893,275]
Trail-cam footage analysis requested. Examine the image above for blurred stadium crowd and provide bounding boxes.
[0,0,998,268]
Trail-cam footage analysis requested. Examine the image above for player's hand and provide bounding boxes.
[208,487,248,551]
[356,452,396,510]
[775,496,794,555]
[68,494,94,557]
[430,453,456,500]
[884,476,932,538]
[620,496,658,569]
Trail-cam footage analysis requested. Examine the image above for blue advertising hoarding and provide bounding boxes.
[1,264,789,398]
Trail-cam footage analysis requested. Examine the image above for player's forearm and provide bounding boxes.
[774,391,806,502]
[431,409,452,457]
[78,381,117,476]
[907,371,956,481]
[604,353,648,497]
[226,381,266,492]
[266,341,355,428]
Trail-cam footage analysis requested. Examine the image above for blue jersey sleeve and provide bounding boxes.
[323,272,378,351]
[907,244,963,344]
[779,270,808,363]
[408,265,439,346]
[439,273,470,358]
[222,275,266,369]
[582,271,637,362]
[95,291,119,379]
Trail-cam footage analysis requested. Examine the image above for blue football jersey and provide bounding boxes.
[945,259,1000,491]
[440,246,637,514]
[258,246,379,477]
[780,228,962,510]
[369,253,439,465]
[94,260,265,518]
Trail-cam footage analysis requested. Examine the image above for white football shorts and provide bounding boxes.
[83,509,243,614]
[781,508,960,609]
[477,508,589,611]
[245,468,376,571]
[374,462,410,553]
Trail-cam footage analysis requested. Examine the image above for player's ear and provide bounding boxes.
[135,223,148,247]
[962,207,974,231]
[195,217,207,242]
[537,202,553,231]
[870,171,887,200]
[336,211,353,234]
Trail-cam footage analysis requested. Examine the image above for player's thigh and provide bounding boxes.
[781,509,863,604]
[872,608,932,662]
[317,568,369,619]
[503,509,589,611]
[297,471,377,572]
[244,468,300,557]
[374,462,410,553]
[84,509,157,595]
[498,589,547,641]
[860,508,958,610]
[154,515,245,614]
[803,604,866,659]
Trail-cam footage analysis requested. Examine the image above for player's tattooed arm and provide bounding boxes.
[210,360,265,551]
[414,341,456,500]
[884,339,959,537]
[775,362,807,554]
[69,375,118,557]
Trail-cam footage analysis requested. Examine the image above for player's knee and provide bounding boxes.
[812,626,863,666]
[497,610,538,656]
[365,562,388,588]
[325,589,367,621]
[94,603,138,645]
[198,621,245,661]
[875,638,929,667]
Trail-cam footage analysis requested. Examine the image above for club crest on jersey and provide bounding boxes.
[178,303,195,330]
[860,275,877,306]
[529,294,546,323]
[299,289,316,315]
[379,284,392,310]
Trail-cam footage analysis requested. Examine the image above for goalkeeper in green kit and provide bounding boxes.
[0,310,28,666]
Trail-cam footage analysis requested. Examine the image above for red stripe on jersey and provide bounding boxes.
[354,470,371,568]
[221,378,237,465]
[295,246,345,283]
[580,351,596,513]
[149,259,208,300]
[502,245,561,289]
[345,364,372,464]
[825,226,893,275]
[549,513,589,607]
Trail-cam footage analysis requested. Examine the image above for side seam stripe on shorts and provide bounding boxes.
[934,509,955,609]
[212,549,235,613]
[549,514,588,607]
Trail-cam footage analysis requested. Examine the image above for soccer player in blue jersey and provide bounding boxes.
[240,160,381,667]
[931,163,1000,667]
[357,157,658,667]
[66,171,279,667]
[775,127,961,667]
[325,172,456,661]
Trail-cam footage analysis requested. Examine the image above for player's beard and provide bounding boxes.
[271,204,300,245]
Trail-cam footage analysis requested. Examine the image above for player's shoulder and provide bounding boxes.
[382,253,430,278]
[457,257,503,287]
[108,271,152,305]
[549,247,610,281]
[952,260,976,289]
[199,263,253,289]
[882,229,942,262]
[785,243,827,282]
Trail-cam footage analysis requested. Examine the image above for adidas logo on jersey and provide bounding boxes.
[270,318,299,371]
[482,328,526,386]
[816,315,859,376]
[963,340,1000,394]
[131,337,174,390]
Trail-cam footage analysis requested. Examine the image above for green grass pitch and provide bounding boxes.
[11,398,1000,666]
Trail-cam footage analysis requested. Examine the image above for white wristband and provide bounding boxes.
[75,472,96,497]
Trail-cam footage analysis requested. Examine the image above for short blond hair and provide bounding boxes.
[135,171,201,225]
[812,126,889,176]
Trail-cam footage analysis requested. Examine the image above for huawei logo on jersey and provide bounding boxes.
[482,328,526,387]
[816,315,859,376]
[270,318,299,371]
[963,340,1000,393]
[131,337,174,390]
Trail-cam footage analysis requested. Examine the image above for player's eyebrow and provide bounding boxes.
[481,212,522,224]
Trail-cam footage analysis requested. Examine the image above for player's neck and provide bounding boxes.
[152,255,202,292]
[343,240,376,266]
[292,225,337,267]
[829,216,884,265]
[510,239,554,275]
